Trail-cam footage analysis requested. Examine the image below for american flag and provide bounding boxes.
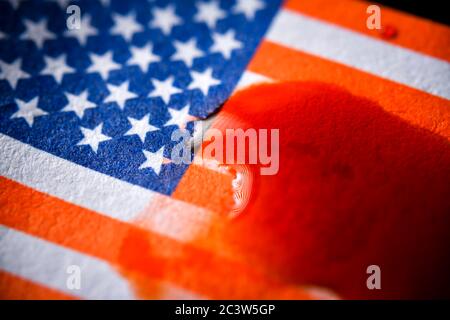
[1,0,449,299]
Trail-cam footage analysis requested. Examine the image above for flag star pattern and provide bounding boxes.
[0,0,280,195]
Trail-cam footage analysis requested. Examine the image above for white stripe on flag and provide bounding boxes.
[0,225,135,299]
[0,133,154,222]
[0,133,216,243]
[266,9,450,99]
[0,225,204,299]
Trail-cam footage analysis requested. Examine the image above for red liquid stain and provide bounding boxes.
[118,81,450,299]
[117,226,318,299]
[380,24,398,39]
[212,81,450,299]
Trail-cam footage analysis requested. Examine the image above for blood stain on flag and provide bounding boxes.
[120,81,450,299]
[191,81,450,299]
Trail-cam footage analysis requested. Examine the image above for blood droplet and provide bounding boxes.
[380,24,398,39]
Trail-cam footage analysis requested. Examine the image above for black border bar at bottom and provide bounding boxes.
[1,300,448,319]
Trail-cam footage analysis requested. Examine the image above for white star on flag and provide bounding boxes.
[171,39,203,68]
[111,13,143,42]
[40,54,75,84]
[128,44,160,73]
[87,52,121,80]
[0,58,30,89]
[188,68,221,95]
[20,19,56,49]
[125,114,158,143]
[104,81,138,110]
[194,1,226,29]
[164,105,196,129]
[11,97,48,127]
[0,31,6,39]
[232,0,265,20]
[139,147,166,175]
[150,5,182,35]
[210,30,243,59]
[64,15,98,46]
[149,76,182,104]
[62,90,97,119]
[77,123,112,153]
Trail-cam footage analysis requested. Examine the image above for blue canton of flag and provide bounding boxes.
[0,0,281,195]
